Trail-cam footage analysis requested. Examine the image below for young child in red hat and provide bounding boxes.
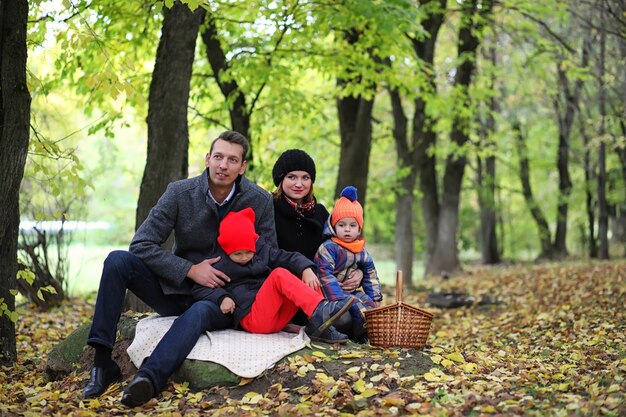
[192,207,353,343]
[314,186,382,342]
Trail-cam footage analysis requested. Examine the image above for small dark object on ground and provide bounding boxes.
[426,291,502,309]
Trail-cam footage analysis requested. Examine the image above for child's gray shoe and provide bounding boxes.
[307,325,350,344]
[306,297,355,336]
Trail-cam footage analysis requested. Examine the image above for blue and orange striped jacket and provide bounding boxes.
[314,218,382,319]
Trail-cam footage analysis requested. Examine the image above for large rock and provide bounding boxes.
[45,314,238,390]
[46,314,434,392]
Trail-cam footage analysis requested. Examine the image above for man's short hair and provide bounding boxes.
[209,131,249,160]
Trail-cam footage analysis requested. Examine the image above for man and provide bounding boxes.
[82,131,276,407]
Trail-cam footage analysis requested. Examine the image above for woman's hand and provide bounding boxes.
[220,297,236,314]
[302,268,320,291]
[187,257,231,288]
[340,269,363,292]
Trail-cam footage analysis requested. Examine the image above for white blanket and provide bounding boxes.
[127,315,309,378]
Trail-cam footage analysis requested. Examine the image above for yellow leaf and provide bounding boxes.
[557,383,569,391]
[430,347,444,354]
[346,366,361,374]
[461,363,478,373]
[441,359,453,367]
[607,384,620,393]
[423,372,438,382]
[242,392,262,404]
[445,352,465,363]
[370,374,384,382]
[353,379,366,393]
[340,352,364,359]
[358,388,378,398]
[312,351,327,358]
[239,378,254,386]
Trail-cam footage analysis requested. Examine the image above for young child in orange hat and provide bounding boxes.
[314,186,382,342]
[192,207,353,343]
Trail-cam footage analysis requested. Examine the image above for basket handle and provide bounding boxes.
[396,270,403,303]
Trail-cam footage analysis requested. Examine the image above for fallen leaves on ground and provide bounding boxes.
[1,261,624,416]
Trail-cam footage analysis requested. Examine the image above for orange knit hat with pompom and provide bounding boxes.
[331,186,363,229]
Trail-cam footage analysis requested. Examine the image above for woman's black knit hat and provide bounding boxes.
[272,149,316,186]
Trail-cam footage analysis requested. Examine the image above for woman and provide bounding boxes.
[271,149,329,261]
[271,149,363,328]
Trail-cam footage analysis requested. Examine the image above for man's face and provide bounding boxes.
[205,139,247,188]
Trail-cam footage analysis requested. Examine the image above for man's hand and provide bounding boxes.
[340,269,363,292]
[302,268,320,291]
[187,257,231,288]
[220,297,236,314]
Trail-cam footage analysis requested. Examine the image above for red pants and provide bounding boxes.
[240,267,323,334]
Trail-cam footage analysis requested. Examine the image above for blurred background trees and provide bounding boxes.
[3,0,623,320]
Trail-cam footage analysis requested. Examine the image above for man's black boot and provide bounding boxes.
[121,374,155,407]
[83,363,122,399]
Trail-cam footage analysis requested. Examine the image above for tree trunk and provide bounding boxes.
[335,88,374,205]
[580,121,597,257]
[201,15,250,144]
[128,2,204,312]
[335,30,375,206]
[389,88,416,287]
[477,152,499,264]
[477,45,500,265]
[596,6,609,259]
[412,0,445,276]
[513,122,553,258]
[135,2,204,230]
[0,0,30,365]
[387,0,445,285]
[427,0,493,276]
[617,121,626,254]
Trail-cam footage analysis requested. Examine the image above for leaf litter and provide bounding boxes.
[1,261,624,416]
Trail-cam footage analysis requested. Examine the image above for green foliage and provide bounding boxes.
[21,0,626,271]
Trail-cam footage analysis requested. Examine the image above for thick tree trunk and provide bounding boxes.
[128,2,204,312]
[135,2,204,230]
[552,66,574,257]
[513,122,553,258]
[551,37,586,258]
[387,0,445,286]
[412,0,445,275]
[201,15,250,144]
[335,30,375,206]
[426,0,493,276]
[335,89,374,205]
[0,0,30,365]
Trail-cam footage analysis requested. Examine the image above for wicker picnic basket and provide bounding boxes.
[364,271,434,349]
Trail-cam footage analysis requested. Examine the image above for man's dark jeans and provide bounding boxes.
[87,250,233,391]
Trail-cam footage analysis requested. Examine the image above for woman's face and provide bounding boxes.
[281,170,312,203]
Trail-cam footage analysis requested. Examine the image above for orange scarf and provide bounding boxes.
[331,237,365,254]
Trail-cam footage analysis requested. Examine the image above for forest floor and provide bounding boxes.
[1,260,624,416]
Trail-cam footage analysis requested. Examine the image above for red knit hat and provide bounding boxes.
[331,186,363,228]
[217,208,259,255]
